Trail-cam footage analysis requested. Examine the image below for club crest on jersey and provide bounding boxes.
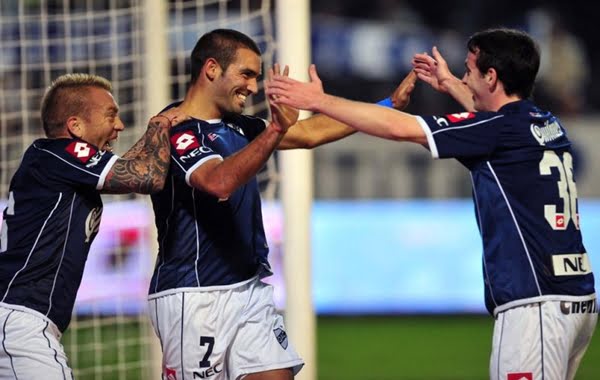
[226,123,244,135]
[207,132,220,141]
[273,327,288,349]
[507,373,532,380]
[171,132,200,155]
[85,207,102,243]
[65,141,97,163]
[446,112,475,123]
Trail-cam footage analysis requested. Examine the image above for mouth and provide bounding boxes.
[236,92,247,104]
[103,136,117,152]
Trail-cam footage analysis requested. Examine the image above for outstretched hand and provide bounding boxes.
[412,46,456,94]
[265,64,325,112]
[266,63,299,133]
[390,70,417,110]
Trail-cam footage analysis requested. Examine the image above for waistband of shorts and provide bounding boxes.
[148,275,259,300]
[493,293,596,316]
[0,302,62,338]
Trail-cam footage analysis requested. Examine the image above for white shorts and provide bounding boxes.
[148,277,304,380]
[0,303,73,379]
[490,298,597,380]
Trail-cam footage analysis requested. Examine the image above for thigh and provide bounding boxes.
[490,300,597,380]
[0,307,72,380]
[148,290,245,380]
[231,281,304,380]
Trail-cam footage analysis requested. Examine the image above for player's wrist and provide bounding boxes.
[269,122,286,135]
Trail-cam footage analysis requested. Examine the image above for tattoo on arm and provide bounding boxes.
[102,119,171,194]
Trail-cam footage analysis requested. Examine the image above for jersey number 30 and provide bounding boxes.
[539,151,579,230]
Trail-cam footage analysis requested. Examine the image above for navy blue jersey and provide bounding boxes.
[0,138,117,332]
[417,100,595,315]
[149,113,271,294]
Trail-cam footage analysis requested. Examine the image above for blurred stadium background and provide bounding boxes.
[1,0,599,379]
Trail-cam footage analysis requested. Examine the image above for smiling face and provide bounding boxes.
[76,87,124,150]
[213,47,261,115]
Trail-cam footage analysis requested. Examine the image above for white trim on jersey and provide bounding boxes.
[96,155,119,190]
[470,172,499,310]
[487,161,543,295]
[1,193,63,303]
[415,116,438,157]
[34,145,108,181]
[431,115,504,135]
[182,154,222,187]
[154,180,176,294]
[46,193,76,318]
[191,188,201,287]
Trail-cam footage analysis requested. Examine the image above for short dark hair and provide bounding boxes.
[467,28,540,99]
[190,29,261,84]
[40,73,112,138]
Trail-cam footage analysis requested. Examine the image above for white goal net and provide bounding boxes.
[0,1,277,379]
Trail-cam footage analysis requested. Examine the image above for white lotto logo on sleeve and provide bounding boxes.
[65,141,97,162]
[552,253,592,276]
[171,132,200,155]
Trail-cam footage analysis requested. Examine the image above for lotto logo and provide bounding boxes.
[446,112,475,123]
[164,367,177,380]
[507,373,533,380]
[555,213,565,229]
[66,141,97,162]
[171,132,200,155]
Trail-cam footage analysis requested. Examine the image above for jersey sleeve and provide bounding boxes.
[37,140,118,190]
[417,112,505,159]
[169,123,223,186]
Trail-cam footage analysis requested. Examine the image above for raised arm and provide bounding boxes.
[412,46,475,112]
[272,66,418,150]
[267,64,427,145]
[187,89,298,200]
[102,107,187,194]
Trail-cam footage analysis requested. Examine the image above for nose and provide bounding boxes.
[461,73,468,84]
[247,78,258,95]
[115,117,125,131]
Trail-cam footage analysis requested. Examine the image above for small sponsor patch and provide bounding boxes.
[446,112,475,123]
[552,253,592,276]
[65,141,97,163]
[273,327,288,349]
[171,132,200,155]
[507,373,532,380]
[164,367,177,380]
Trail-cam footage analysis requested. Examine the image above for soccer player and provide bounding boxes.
[147,28,416,380]
[267,28,597,380]
[0,73,186,378]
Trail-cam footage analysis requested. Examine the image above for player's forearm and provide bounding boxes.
[278,114,356,150]
[102,119,170,194]
[314,94,425,143]
[197,124,284,199]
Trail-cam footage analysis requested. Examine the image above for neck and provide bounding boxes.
[179,84,222,120]
[489,94,522,112]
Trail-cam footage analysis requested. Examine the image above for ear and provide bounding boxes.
[66,116,83,138]
[486,67,498,92]
[204,58,221,81]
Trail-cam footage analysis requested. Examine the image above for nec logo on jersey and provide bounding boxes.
[507,373,532,380]
[446,112,475,123]
[171,132,200,155]
[65,141,97,163]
